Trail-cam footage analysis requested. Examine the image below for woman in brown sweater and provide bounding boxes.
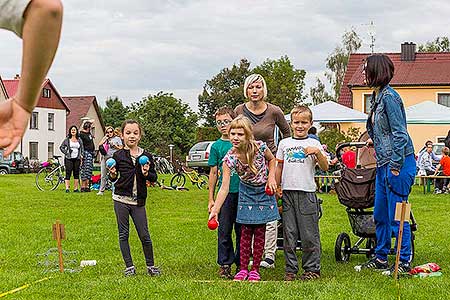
[235,73,291,269]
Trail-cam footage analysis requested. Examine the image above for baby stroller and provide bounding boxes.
[333,138,418,262]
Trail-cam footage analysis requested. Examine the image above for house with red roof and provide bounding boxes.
[338,42,450,150]
[3,76,69,161]
[62,96,105,161]
[0,75,7,102]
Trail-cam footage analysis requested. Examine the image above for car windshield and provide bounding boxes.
[191,142,210,151]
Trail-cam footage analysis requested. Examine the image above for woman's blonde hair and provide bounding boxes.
[243,74,268,100]
[229,115,259,174]
[105,126,114,135]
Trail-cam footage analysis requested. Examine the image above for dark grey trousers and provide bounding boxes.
[114,201,155,268]
[282,190,321,274]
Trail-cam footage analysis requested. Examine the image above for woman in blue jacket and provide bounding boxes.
[361,54,415,274]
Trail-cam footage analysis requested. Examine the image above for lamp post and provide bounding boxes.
[168,144,174,165]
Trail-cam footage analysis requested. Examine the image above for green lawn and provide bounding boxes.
[0,174,448,300]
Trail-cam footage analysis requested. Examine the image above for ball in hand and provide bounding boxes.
[207,218,218,230]
[265,185,274,196]
[106,158,116,168]
[139,155,149,165]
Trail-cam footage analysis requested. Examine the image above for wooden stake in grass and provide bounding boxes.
[393,201,410,280]
[52,220,65,273]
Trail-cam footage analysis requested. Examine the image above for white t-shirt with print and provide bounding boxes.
[276,137,324,192]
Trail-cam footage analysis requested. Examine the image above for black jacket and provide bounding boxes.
[111,149,157,206]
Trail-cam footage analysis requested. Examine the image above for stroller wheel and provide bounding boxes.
[366,238,376,258]
[335,232,351,262]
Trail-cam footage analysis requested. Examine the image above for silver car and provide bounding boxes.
[186,141,214,168]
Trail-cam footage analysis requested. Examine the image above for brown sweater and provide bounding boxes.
[235,102,291,154]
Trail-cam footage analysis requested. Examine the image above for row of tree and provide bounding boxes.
[101,35,450,156]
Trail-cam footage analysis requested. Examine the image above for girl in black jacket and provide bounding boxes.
[108,120,159,276]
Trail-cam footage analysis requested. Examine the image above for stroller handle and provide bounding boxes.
[335,142,368,161]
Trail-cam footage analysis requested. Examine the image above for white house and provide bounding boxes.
[3,77,69,161]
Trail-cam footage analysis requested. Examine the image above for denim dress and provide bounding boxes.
[237,181,280,224]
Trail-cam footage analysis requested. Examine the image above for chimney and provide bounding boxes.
[401,42,416,61]
[14,74,20,79]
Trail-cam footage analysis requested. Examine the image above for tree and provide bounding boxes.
[198,59,251,126]
[326,29,362,101]
[309,78,333,105]
[418,37,450,52]
[127,92,198,158]
[252,55,307,112]
[101,97,128,129]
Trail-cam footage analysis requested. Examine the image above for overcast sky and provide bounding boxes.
[1,0,449,112]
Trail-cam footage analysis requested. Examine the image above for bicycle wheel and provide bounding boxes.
[196,174,209,189]
[170,173,186,188]
[36,168,61,191]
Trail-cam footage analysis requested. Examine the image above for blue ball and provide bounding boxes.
[139,155,149,165]
[106,158,116,168]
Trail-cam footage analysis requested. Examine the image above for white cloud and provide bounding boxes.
[1,0,449,114]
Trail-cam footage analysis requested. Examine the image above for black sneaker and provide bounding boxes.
[218,265,233,279]
[65,189,70,193]
[359,257,388,271]
[384,262,411,276]
[124,266,136,276]
[147,265,161,276]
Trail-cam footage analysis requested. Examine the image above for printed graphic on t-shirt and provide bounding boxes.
[285,146,308,163]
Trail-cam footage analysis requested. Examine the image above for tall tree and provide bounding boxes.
[198,59,251,126]
[252,55,307,112]
[101,97,128,128]
[326,29,362,101]
[418,36,450,52]
[309,78,333,105]
[127,92,198,157]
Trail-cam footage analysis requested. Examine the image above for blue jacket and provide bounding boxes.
[366,85,415,171]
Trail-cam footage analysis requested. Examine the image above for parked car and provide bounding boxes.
[186,141,214,170]
[0,150,26,175]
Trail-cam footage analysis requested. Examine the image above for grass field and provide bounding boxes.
[0,174,448,300]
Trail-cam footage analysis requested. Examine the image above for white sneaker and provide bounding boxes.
[260,258,275,269]
[96,191,104,196]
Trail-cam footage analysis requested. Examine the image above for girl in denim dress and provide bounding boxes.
[209,115,280,282]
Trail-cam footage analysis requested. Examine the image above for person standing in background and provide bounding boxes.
[79,120,95,192]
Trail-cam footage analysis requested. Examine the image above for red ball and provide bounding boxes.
[265,186,274,196]
[207,218,218,230]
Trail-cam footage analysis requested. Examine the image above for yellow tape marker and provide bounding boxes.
[0,277,50,298]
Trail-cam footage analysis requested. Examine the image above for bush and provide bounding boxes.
[319,126,361,153]
[196,126,221,142]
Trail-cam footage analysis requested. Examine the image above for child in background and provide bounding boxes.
[208,107,241,279]
[433,147,450,194]
[276,106,328,281]
[209,115,280,282]
[108,119,160,276]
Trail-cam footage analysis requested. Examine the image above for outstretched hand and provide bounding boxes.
[0,99,31,156]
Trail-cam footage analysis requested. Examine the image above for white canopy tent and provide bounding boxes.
[405,101,450,124]
[284,101,368,123]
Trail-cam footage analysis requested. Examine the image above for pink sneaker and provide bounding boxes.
[248,270,260,282]
[233,269,248,281]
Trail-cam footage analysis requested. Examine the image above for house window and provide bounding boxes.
[363,94,373,114]
[437,93,450,107]
[48,113,55,130]
[43,88,51,98]
[30,112,39,129]
[29,142,38,160]
[48,142,54,159]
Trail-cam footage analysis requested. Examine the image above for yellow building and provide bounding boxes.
[338,42,450,151]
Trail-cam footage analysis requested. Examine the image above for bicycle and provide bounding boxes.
[35,155,65,191]
[170,161,208,189]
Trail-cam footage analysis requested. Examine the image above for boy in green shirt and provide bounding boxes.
[208,107,241,279]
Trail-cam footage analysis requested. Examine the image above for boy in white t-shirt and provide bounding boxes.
[275,105,328,281]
